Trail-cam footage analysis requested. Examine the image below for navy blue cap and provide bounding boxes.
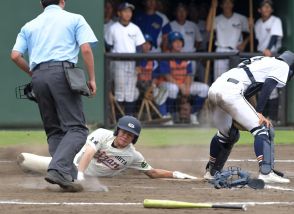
[118,2,135,11]
[259,0,273,8]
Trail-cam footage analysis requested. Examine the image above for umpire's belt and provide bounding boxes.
[33,61,75,71]
[227,78,239,84]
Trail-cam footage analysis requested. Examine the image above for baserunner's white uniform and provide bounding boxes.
[105,21,145,102]
[254,15,283,53]
[214,13,249,80]
[74,128,152,177]
[208,56,289,137]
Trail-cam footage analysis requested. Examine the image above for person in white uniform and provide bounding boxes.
[207,0,249,80]
[105,2,145,115]
[203,51,294,184]
[170,3,203,77]
[104,0,116,37]
[254,0,283,124]
[170,3,203,53]
[18,116,196,180]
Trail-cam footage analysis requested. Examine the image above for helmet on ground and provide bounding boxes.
[113,115,141,144]
[277,50,294,81]
[144,34,154,47]
[168,31,184,47]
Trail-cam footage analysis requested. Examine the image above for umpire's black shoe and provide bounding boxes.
[45,170,83,192]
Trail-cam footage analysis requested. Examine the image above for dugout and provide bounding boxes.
[1,0,294,127]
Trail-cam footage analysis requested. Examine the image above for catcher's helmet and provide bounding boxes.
[168,31,184,47]
[113,115,141,144]
[277,50,294,81]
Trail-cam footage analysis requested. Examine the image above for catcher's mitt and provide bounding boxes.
[213,166,265,189]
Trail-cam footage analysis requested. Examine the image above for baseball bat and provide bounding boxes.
[143,199,246,210]
[249,0,254,52]
[204,0,217,84]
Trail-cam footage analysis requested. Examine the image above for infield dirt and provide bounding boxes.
[0,144,293,214]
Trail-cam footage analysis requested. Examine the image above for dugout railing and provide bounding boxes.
[104,52,287,128]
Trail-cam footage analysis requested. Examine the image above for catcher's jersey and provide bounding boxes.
[220,56,289,90]
[214,13,249,49]
[105,21,145,53]
[74,129,152,177]
[254,15,283,52]
[170,20,203,52]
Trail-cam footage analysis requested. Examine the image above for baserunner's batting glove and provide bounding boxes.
[172,171,197,179]
[77,171,85,181]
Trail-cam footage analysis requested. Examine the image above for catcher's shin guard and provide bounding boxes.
[207,128,240,175]
[253,126,274,175]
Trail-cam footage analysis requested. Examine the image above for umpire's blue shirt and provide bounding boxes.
[12,5,98,71]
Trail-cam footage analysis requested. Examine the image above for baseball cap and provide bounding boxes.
[259,0,273,8]
[118,2,135,11]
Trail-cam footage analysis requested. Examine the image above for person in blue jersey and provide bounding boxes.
[133,0,171,52]
[11,0,98,192]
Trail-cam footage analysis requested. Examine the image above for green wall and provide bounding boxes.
[275,0,294,124]
[0,0,105,127]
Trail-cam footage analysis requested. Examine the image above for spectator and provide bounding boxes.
[188,1,210,82]
[254,0,283,125]
[104,0,116,37]
[133,0,171,52]
[105,2,145,115]
[170,3,203,79]
[170,3,203,53]
[159,32,209,125]
[188,1,209,52]
[207,0,249,80]
[137,34,169,120]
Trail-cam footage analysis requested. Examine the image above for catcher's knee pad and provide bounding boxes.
[253,126,274,175]
[208,127,240,175]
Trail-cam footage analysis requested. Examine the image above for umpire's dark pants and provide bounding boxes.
[32,62,88,180]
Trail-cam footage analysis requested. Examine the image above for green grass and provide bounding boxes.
[139,128,294,147]
[0,130,47,147]
[1,128,293,148]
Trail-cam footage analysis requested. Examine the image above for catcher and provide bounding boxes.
[204,51,293,184]
[18,116,196,182]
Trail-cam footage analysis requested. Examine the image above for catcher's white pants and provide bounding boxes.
[161,81,209,99]
[112,61,139,102]
[208,75,259,137]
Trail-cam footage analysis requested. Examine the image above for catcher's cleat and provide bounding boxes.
[45,170,83,192]
[203,170,214,181]
[258,171,290,184]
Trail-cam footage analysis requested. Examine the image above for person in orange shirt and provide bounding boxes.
[137,34,169,115]
[159,31,209,125]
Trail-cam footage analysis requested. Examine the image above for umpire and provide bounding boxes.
[11,0,98,192]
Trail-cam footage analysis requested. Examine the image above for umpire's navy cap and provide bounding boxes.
[118,2,135,11]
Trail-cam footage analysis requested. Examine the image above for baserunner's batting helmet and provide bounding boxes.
[277,50,294,81]
[113,115,141,144]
